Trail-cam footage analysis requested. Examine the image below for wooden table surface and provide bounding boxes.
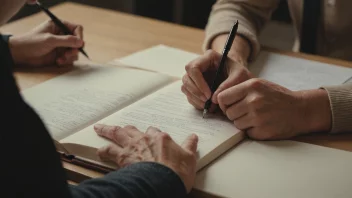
[2,1,352,188]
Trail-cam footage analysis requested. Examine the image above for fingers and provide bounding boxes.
[48,34,83,48]
[145,126,162,136]
[233,114,253,131]
[182,134,198,154]
[217,81,249,113]
[182,75,207,102]
[185,50,222,99]
[225,100,248,121]
[213,63,251,104]
[61,21,84,38]
[73,25,84,41]
[94,124,130,147]
[97,144,122,162]
[181,84,204,110]
[123,125,143,137]
[56,49,79,65]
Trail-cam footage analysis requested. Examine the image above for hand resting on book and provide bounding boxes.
[93,124,199,193]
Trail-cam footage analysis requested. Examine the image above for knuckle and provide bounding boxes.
[43,33,54,41]
[139,135,150,144]
[124,125,137,130]
[247,94,262,108]
[77,25,84,31]
[158,132,171,141]
[205,49,216,57]
[237,67,249,79]
[217,92,225,104]
[111,126,121,140]
[190,63,199,71]
[111,126,120,133]
[181,85,187,94]
[248,78,262,89]
[182,75,188,84]
[185,62,193,72]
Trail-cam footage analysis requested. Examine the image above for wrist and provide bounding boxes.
[211,34,250,66]
[8,35,25,66]
[9,36,21,64]
[296,89,332,133]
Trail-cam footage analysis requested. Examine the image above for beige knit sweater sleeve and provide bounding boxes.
[203,0,280,61]
[204,0,352,133]
[322,84,352,133]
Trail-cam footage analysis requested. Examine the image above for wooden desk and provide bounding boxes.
[2,1,352,188]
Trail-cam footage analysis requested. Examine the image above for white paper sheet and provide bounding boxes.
[112,45,352,90]
[195,140,352,198]
[249,51,352,90]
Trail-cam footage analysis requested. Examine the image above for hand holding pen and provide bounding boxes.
[181,21,252,117]
[35,1,90,59]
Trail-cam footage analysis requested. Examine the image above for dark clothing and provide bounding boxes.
[0,34,186,198]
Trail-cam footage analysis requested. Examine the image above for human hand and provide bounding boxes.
[94,124,199,193]
[9,20,84,67]
[181,49,252,111]
[217,78,332,140]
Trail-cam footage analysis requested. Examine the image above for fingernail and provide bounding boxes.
[94,124,104,133]
[205,92,211,100]
[192,134,198,141]
[200,95,207,102]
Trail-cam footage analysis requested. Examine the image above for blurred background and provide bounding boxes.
[10,0,295,51]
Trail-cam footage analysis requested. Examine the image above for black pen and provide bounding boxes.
[203,21,238,118]
[35,1,90,59]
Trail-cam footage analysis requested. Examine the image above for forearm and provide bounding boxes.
[204,0,280,61]
[70,162,187,198]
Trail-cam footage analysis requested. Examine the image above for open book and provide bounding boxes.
[21,63,244,171]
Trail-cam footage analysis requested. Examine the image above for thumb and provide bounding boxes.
[48,35,83,48]
[182,134,198,154]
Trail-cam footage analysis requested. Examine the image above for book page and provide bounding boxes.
[21,64,173,141]
[61,81,243,170]
[194,140,352,198]
[112,45,199,77]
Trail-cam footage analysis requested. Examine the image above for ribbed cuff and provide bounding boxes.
[321,84,352,133]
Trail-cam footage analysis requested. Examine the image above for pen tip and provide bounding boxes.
[202,109,207,119]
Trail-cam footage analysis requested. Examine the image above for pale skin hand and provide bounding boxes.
[217,78,332,140]
[93,124,199,193]
[9,19,84,67]
[181,34,252,111]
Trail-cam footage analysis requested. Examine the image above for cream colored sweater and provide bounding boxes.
[203,0,352,133]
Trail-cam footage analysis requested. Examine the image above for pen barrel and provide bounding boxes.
[204,99,212,110]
